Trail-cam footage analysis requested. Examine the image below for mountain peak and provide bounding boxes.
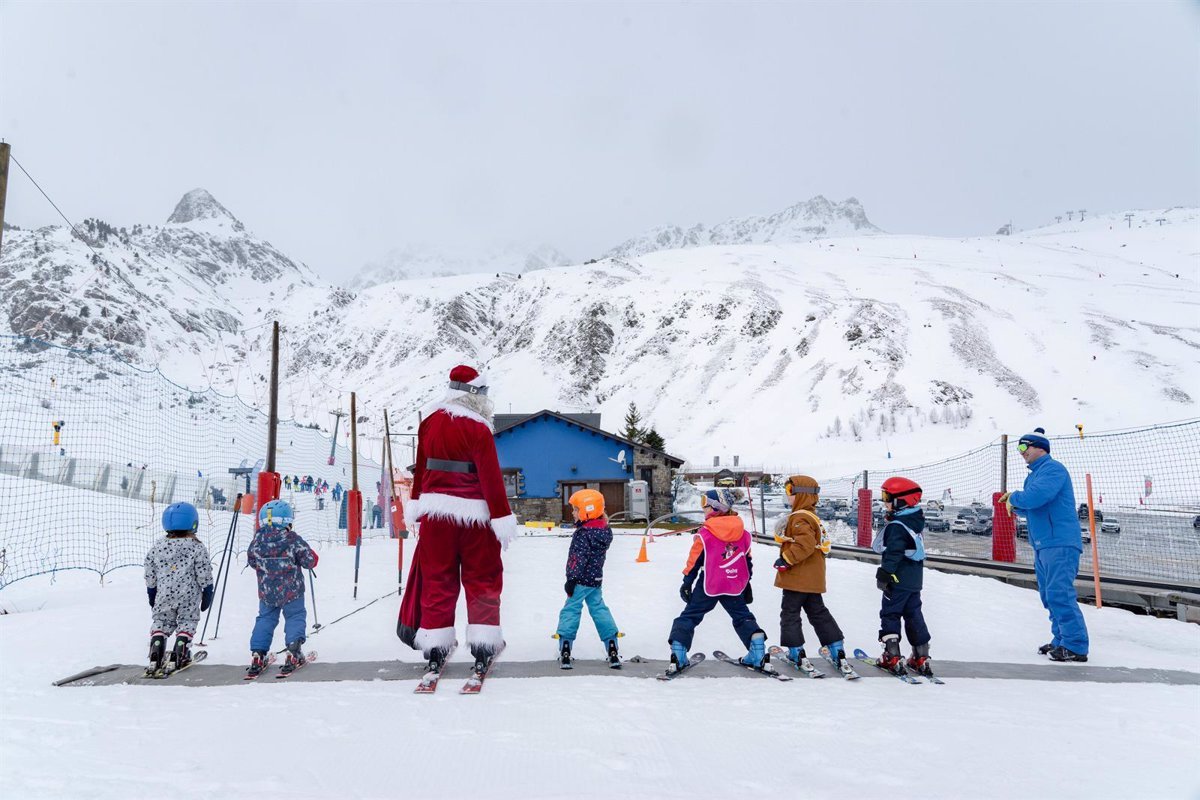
[167,189,245,231]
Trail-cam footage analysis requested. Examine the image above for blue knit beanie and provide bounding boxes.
[1019,427,1050,453]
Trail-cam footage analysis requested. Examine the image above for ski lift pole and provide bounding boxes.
[198,493,242,644]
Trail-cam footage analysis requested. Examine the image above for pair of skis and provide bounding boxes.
[852,648,944,684]
[242,650,318,681]
[554,632,624,670]
[768,645,861,680]
[143,649,208,680]
[415,646,503,694]
[656,651,793,682]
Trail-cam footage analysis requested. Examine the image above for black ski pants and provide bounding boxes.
[779,590,844,649]
[878,587,930,646]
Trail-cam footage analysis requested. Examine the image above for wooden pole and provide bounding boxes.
[1085,473,1102,608]
[999,434,1008,493]
[0,142,10,257]
[266,321,280,473]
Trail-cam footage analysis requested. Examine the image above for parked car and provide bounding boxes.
[925,513,950,532]
[925,500,945,512]
[1079,526,1092,544]
[1100,518,1121,534]
[951,518,970,534]
[975,505,994,519]
[1015,517,1029,538]
[1077,504,1103,522]
[1193,515,1200,530]
[967,518,992,536]
[816,504,836,521]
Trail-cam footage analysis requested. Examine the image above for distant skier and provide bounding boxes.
[872,476,935,678]
[246,499,319,678]
[772,475,853,674]
[999,429,1089,662]
[555,490,622,668]
[666,488,767,674]
[144,502,213,676]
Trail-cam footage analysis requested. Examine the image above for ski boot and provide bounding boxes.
[558,638,573,670]
[906,642,934,677]
[879,634,905,675]
[170,634,193,671]
[145,632,167,677]
[739,631,767,668]
[827,639,855,677]
[469,642,504,679]
[278,641,307,676]
[1047,646,1088,663]
[787,646,813,670]
[245,651,269,679]
[1038,642,1055,656]
[668,640,690,674]
[606,637,622,669]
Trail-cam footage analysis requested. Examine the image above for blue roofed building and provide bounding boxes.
[493,410,685,523]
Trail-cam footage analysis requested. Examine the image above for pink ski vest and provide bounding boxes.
[700,525,752,596]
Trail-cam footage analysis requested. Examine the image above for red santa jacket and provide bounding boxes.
[407,402,517,545]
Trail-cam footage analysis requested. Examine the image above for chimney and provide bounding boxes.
[713,456,720,467]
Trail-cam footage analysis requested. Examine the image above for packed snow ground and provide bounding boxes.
[2,530,1198,799]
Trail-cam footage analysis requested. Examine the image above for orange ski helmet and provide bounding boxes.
[569,489,606,521]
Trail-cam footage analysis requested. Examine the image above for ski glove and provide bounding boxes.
[680,582,693,602]
[200,584,214,612]
[875,567,898,592]
[564,580,577,598]
[773,557,790,572]
[999,492,1014,516]
[146,587,156,607]
[742,585,754,604]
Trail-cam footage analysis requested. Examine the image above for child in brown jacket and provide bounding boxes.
[773,475,855,677]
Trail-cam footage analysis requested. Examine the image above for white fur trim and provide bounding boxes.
[414,493,491,525]
[491,514,518,547]
[404,497,421,531]
[428,401,493,431]
[414,627,457,652]
[466,623,505,651]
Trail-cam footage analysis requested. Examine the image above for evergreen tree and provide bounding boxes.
[643,428,666,451]
[622,402,644,442]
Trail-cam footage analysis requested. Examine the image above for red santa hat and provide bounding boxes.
[448,364,488,396]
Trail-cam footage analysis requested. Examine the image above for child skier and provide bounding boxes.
[555,489,621,668]
[872,476,934,677]
[246,499,319,677]
[667,488,768,674]
[144,502,214,676]
[772,475,854,676]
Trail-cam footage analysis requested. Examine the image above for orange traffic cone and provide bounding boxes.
[636,535,649,563]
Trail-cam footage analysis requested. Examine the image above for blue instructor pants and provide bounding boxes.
[668,587,761,650]
[556,585,619,643]
[250,596,307,653]
[1034,546,1089,654]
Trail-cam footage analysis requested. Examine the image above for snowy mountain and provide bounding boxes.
[349,242,574,290]
[2,194,1196,468]
[0,188,319,381]
[601,195,881,260]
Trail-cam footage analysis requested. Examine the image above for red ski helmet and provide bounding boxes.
[880,476,922,510]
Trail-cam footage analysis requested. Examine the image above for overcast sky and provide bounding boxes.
[2,1,1197,280]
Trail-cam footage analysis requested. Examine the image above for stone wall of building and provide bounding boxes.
[510,496,562,523]
[633,449,680,522]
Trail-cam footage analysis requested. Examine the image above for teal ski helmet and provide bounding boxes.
[258,499,294,530]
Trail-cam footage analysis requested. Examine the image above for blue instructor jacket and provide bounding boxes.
[1009,454,1080,552]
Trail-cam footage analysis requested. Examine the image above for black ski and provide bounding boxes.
[712,650,793,681]
[274,650,317,679]
[53,665,121,687]
[145,649,208,680]
[656,652,706,681]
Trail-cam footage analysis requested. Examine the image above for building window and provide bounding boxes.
[640,466,654,492]
[502,468,525,498]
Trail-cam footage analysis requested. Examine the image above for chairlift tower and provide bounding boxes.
[328,407,347,465]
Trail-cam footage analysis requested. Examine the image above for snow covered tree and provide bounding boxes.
[623,402,644,442]
[643,428,666,451]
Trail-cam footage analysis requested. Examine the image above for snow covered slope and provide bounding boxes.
[349,242,573,289]
[2,196,1197,468]
[602,195,881,259]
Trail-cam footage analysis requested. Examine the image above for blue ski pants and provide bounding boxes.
[878,587,930,646]
[250,597,307,653]
[556,585,619,643]
[668,587,761,650]
[1034,545,1089,654]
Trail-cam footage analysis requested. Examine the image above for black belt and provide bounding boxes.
[427,458,476,474]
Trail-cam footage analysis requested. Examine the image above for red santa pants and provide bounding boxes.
[399,516,503,653]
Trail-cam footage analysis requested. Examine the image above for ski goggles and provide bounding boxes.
[1017,442,1031,453]
[880,488,919,503]
[784,480,819,495]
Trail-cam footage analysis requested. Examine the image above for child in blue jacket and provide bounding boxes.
[872,476,934,678]
[555,489,622,668]
[246,499,318,677]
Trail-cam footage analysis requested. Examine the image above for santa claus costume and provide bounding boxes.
[397,365,518,668]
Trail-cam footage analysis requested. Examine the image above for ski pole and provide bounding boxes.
[309,568,322,631]
[211,503,242,640]
[198,493,241,644]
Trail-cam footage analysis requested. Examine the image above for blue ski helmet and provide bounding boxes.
[162,502,199,534]
[259,499,294,530]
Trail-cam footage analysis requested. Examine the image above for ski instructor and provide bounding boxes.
[397,365,518,675]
